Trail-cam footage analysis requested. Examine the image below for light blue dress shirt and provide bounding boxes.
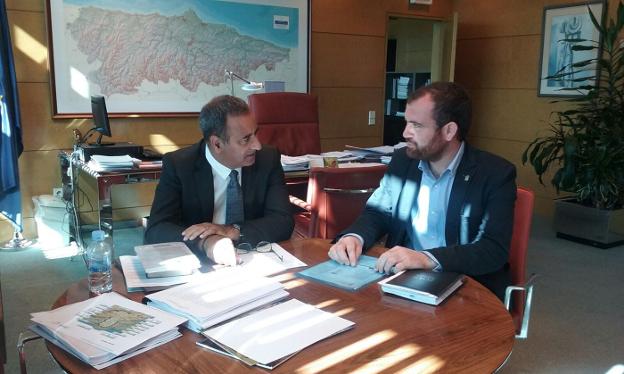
[409,142,465,270]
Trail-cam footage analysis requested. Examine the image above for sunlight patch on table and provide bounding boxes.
[348,344,421,374]
[296,330,397,374]
[283,278,306,290]
[400,355,444,373]
[314,299,339,309]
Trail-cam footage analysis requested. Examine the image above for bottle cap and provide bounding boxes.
[91,230,105,241]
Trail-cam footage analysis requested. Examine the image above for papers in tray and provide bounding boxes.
[199,299,354,369]
[145,268,289,332]
[29,292,186,369]
[280,155,309,171]
[297,255,385,291]
[87,155,138,171]
[134,242,201,278]
[119,256,202,292]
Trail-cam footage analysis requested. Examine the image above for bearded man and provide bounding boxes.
[328,82,517,299]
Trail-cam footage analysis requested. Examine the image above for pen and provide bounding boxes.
[356,263,397,274]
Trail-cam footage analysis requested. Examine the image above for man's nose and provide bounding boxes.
[251,135,262,151]
[402,124,412,140]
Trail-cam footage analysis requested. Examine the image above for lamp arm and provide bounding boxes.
[225,70,252,84]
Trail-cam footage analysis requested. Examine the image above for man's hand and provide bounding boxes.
[328,235,363,266]
[375,246,436,274]
[203,235,238,266]
[181,222,239,242]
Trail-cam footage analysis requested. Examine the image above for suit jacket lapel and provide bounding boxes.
[194,144,215,221]
[446,145,477,245]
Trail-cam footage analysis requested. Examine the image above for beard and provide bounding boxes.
[405,134,446,161]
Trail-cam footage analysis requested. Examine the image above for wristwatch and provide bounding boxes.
[232,223,243,240]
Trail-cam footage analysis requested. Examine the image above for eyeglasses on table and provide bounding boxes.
[236,241,283,262]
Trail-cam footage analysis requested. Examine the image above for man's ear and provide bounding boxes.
[208,135,222,153]
[443,122,458,141]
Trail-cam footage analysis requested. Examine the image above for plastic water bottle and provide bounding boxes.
[86,230,112,294]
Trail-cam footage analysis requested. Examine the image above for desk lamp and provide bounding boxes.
[225,69,264,96]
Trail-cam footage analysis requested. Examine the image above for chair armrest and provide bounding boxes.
[289,195,311,212]
[504,273,538,339]
[17,331,43,374]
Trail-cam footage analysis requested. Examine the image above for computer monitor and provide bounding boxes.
[90,95,113,146]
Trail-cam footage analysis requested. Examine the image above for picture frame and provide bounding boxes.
[46,0,310,118]
[537,0,606,97]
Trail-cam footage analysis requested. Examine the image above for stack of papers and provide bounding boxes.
[29,292,186,369]
[280,155,309,171]
[135,242,201,278]
[199,299,354,369]
[345,145,396,156]
[119,256,202,292]
[87,155,137,171]
[145,268,289,332]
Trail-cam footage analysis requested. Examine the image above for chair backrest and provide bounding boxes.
[307,165,387,239]
[509,187,535,333]
[248,92,321,156]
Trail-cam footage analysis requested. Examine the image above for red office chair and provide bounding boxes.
[505,186,537,339]
[290,165,387,239]
[248,92,321,156]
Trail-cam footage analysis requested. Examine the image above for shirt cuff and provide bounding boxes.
[342,233,364,247]
[422,251,442,271]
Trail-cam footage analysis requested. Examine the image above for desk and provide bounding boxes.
[59,152,161,242]
[46,239,515,373]
[60,151,312,241]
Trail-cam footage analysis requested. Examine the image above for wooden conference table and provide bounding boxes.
[47,239,515,373]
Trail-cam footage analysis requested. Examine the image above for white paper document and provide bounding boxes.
[203,299,355,366]
[120,256,202,292]
[30,292,186,368]
[146,268,289,332]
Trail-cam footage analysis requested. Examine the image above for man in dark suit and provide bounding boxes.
[145,95,294,265]
[329,82,516,298]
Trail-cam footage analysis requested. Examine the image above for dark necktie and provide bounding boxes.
[225,170,244,224]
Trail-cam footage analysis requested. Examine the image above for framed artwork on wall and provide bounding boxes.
[46,0,310,118]
[537,0,606,97]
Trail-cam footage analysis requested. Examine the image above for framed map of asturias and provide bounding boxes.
[46,0,309,117]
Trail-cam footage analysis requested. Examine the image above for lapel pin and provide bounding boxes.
[464,175,470,182]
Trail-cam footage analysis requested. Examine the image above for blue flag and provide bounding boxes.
[0,0,24,231]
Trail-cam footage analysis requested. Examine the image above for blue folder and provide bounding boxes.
[297,255,385,291]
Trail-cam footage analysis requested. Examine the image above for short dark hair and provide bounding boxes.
[407,82,472,141]
[199,95,250,142]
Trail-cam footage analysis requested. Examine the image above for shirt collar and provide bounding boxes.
[204,144,240,179]
[418,141,465,178]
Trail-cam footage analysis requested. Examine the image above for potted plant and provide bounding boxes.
[523,2,624,248]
